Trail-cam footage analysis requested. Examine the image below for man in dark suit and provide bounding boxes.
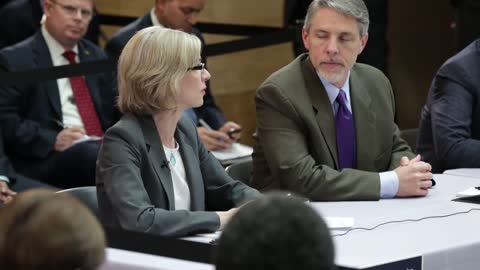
[0,0,101,49]
[105,0,242,151]
[417,39,480,173]
[0,127,17,204]
[0,126,50,204]
[252,0,433,201]
[0,0,118,188]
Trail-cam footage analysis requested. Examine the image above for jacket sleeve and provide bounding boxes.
[428,70,480,169]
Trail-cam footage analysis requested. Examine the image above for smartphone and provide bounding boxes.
[227,128,242,137]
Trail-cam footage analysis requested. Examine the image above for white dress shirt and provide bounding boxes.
[163,143,191,210]
[41,25,84,129]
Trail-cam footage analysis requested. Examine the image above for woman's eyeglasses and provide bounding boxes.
[188,63,205,75]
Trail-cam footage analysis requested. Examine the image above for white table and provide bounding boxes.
[100,248,214,270]
[311,174,480,270]
[101,173,480,270]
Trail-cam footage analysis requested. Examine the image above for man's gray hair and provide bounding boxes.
[304,0,369,37]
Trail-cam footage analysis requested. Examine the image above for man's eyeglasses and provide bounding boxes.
[188,63,205,75]
[50,0,93,19]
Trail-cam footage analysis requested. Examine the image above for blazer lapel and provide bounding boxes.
[302,57,339,167]
[175,128,203,211]
[350,68,375,169]
[33,33,62,120]
[138,115,175,210]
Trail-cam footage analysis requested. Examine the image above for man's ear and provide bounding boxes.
[155,0,170,11]
[359,33,369,54]
[302,27,310,51]
[43,0,51,15]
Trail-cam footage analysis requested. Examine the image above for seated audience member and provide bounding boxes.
[0,126,17,204]
[0,0,101,49]
[105,0,242,151]
[96,27,261,237]
[215,193,335,270]
[0,189,106,270]
[1,126,50,205]
[417,39,480,173]
[252,0,433,201]
[0,0,118,188]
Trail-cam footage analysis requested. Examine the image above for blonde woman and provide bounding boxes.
[96,26,260,237]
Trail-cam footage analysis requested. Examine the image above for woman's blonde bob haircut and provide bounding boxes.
[117,26,202,114]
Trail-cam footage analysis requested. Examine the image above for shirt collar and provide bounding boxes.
[150,8,165,28]
[41,24,79,64]
[317,71,352,106]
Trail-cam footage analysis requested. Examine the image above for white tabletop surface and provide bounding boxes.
[100,248,214,270]
[311,173,480,269]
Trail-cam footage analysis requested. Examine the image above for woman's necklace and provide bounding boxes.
[164,140,178,166]
[169,149,176,166]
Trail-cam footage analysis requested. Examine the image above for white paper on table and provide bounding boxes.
[443,168,480,179]
[325,217,355,229]
[181,231,221,244]
[211,143,253,161]
[456,187,480,198]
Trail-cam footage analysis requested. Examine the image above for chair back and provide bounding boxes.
[57,186,99,218]
[225,159,253,185]
[400,128,419,151]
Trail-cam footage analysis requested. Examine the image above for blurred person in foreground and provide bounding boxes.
[215,193,335,270]
[96,26,260,237]
[0,188,106,270]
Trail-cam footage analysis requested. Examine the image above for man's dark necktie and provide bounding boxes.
[62,50,104,137]
[335,89,356,169]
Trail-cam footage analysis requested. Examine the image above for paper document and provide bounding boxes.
[325,217,355,229]
[211,143,253,161]
[443,168,480,179]
[181,231,221,244]
[72,135,102,145]
[456,187,480,198]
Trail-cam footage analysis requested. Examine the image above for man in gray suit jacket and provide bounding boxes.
[252,0,433,201]
[417,39,480,173]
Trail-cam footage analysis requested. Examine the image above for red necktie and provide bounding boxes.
[62,50,104,137]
